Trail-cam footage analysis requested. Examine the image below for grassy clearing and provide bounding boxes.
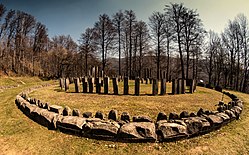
[0,77,249,154]
[29,81,231,120]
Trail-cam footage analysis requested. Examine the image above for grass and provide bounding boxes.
[0,77,249,154]
[29,81,231,120]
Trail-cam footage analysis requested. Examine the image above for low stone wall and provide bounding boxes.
[15,85,243,143]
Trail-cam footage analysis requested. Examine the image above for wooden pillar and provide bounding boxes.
[135,77,140,96]
[172,79,177,95]
[177,79,182,94]
[152,79,158,95]
[145,78,148,84]
[60,78,65,90]
[149,78,152,84]
[74,78,80,93]
[65,78,69,91]
[88,77,94,93]
[82,77,88,93]
[182,79,186,94]
[189,79,194,94]
[160,79,166,95]
[104,77,109,94]
[96,77,101,93]
[140,78,144,84]
[124,77,129,95]
[112,77,119,95]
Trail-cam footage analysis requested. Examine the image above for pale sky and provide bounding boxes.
[1,0,249,42]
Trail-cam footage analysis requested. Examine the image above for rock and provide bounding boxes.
[232,106,242,115]
[63,106,72,116]
[215,85,222,92]
[39,110,61,129]
[231,106,243,119]
[218,101,224,106]
[203,114,223,127]
[133,115,153,122]
[231,101,236,107]
[57,116,86,134]
[30,107,47,121]
[95,111,104,119]
[49,105,63,115]
[197,108,204,116]
[180,111,189,118]
[108,110,118,121]
[224,110,236,120]
[184,117,211,135]
[235,100,243,109]
[121,112,130,123]
[72,109,81,116]
[156,120,188,141]
[117,120,127,126]
[82,119,120,139]
[157,112,167,122]
[217,106,223,112]
[23,102,37,117]
[227,102,232,110]
[216,112,230,122]
[44,102,50,110]
[169,113,179,120]
[189,113,196,117]
[118,122,156,142]
[83,112,92,118]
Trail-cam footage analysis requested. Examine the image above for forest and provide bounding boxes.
[0,3,249,93]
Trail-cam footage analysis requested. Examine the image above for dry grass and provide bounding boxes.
[0,77,249,155]
[29,81,231,120]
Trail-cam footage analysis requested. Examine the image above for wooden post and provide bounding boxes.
[145,78,148,84]
[82,77,88,93]
[149,78,152,84]
[88,77,94,93]
[112,77,119,95]
[140,78,144,84]
[135,77,140,96]
[160,79,166,95]
[152,79,158,95]
[96,77,101,93]
[172,79,177,95]
[124,77,129,95]
[65,78,69,91]
[60,78,65,90]
[189,79,194,94]
[182,79,186,94]
[74,78,80,93]
[104,77,109,94]
[177,79,182,94]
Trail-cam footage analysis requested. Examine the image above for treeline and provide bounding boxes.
[0,3,249,92]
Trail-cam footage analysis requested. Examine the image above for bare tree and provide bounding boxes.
[165,3,186,80]
[94,14,116,74]
[112,10,124,76]
[124,10,136,78]
[80,28,96,75]
[149,11,166,79]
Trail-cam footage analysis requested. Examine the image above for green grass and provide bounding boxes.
[1,77,249,154]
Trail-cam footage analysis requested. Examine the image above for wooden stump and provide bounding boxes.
[65,78,69,91]
[135,77,140,96]
[74,78,80,93]
[104,77,109,94]
[112,77,119,95]
[160,79,166,95]
[152,79,158,95]
[124,77,129,95]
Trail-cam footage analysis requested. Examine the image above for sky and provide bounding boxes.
[1,0,249,43]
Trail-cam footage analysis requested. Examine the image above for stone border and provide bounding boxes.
[15,84,243,143]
